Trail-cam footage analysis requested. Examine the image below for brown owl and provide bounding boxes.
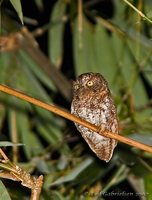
[71,72,118,162]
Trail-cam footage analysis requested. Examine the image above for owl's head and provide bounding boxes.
[72,72,109,98]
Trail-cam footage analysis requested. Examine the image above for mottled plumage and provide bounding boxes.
[71,72,118,162]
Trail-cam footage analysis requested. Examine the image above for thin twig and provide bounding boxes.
[32,15,68,37]
[0,148,8,160]
[0,84,152,154]
[10,110,18,163]
[0,153,43,200]
[123,0,152,24]
[78,0,83,48]
[30,175,43,200]
[78,0,83,32]
[0,171,20,181]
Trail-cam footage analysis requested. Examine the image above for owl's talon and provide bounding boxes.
[98,123,106,133]
[99,124,106,132]
[98,124,108,138]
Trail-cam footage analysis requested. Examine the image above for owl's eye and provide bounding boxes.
[74,84,79,90]
[87,80,94,87]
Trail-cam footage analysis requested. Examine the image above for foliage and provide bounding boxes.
[0,0,152,199]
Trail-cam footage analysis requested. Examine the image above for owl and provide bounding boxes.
[71,72,118,162]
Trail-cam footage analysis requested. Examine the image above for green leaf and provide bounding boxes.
[16,113,43,159]
[73,16,97,75]
[37,124,62,145]
[19,51,56,92]
[126,42,150,107]
[49,157,94,186]
[133,78,149,107]
[0,141,23,147]
[143,60,152,86]
[129,133,152,146]
[117,145,152,176]
[50,191,65,200]
[0,180,12,200]
[16,113,31,159]
[20,62,51,101]
[0,53,14,83]
[113,0,127,23]
[73,16,118,86]
[73,158,106,186]
[144,173,152,200]
[33,157,50,174]
[42,190,65,200]
[10,0,23,24]
[49,0,66,67]
[94,21,118,84]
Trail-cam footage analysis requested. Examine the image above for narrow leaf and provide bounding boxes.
[10,0,23,24]
[50,157,93,186]
[73,16,97,75]
[49,0,66,67]
[144,174,152,200]
[0,180,12,200]
[0,141,23,147]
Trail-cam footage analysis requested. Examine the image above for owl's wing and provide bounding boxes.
[76,124,117,162]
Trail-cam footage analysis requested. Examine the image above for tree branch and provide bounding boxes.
[0,84,152,154]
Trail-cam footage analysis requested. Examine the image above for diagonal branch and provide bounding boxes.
[0,84,152,154]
